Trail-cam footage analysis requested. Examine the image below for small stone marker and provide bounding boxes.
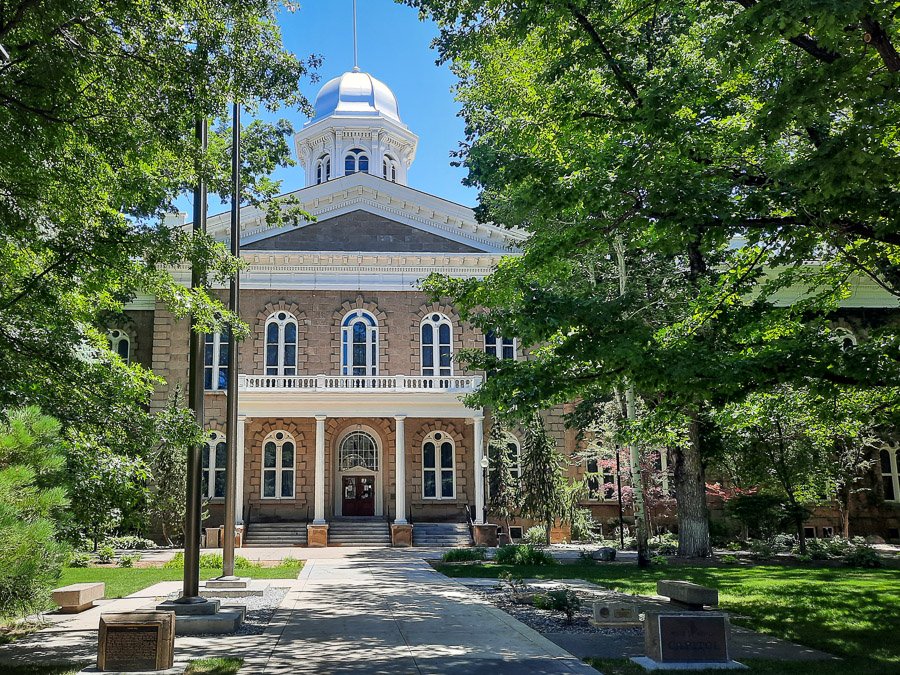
[657,579,718,610]
[592,547,617,562]
[632,611,747,671]
[97,611,175,672]
[52,582,105,613]
[591,601,640,626]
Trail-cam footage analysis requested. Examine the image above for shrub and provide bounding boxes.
[725,541,743,551]
[95,544,116,564]
[748,539,773,560]
[651,555,669,566]
[163,551,260,570]
[103,535,157,550]
[570,508,599,542]
[844,543,882,568]
[497,571,528,599]
[533,589,581,623]
[117,553,140,568]
[523,526,547,547]
[805,539,831,561]
[441,548,486,562]
[68,551,92,568]
[650,533,678,556]
[495,544,556,566]
[720,554,739,564]
[279,556,303,568]
[771,533,796,553]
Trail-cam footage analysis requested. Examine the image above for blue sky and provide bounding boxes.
[195,0,477,219]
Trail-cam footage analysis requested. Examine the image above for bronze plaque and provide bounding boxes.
[103,624,159,670]
[658,614,728,663]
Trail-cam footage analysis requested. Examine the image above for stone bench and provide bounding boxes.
[657,580,717,610]
[52,582,105,613]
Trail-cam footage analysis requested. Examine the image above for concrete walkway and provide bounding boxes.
[244,553,595,674]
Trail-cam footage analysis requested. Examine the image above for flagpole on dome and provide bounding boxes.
[352,0,360,72]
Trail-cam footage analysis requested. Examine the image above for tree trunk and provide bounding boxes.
[838,484,851,539]
[796,511,808,555]
[674,414,712,557]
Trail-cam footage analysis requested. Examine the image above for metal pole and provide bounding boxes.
[178,117,208,604]
[222,102,241,579]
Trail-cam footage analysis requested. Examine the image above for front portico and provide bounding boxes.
[235,375,486,546]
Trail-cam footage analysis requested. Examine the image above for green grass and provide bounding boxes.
[56,563,302,600]
[586,659,895,674]
[186,657,243,674]
[437,561,900,672]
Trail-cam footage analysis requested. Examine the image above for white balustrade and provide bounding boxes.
[239,374,482,392]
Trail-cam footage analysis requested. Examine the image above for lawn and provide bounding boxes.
[56,564,302,600]
[436,561,900,673]
[0,657,243,675]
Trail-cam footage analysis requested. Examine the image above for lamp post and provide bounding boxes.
[480,455,489,522]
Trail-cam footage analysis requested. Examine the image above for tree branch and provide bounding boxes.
[729,0,842,64]
[862,14,900,72]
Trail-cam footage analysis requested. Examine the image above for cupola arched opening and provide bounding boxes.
[345,148,369,175]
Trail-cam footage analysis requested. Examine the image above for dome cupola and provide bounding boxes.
[294,68,419,188]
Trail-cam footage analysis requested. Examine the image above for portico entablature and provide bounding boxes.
[237,391,480,420]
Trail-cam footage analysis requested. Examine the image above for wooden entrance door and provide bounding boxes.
[342,475,375,517]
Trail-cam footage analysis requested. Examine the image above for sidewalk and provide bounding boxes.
[246,552,596,674]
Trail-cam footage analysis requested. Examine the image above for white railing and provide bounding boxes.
[239,374,483,393]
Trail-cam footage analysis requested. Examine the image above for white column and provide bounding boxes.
[473,414,485,525]
[235,416,246,525]
[314,415,327,524]
[394,415,407,524]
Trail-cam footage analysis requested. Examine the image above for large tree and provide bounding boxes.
[0,1,317,440]
[410,0,900,556]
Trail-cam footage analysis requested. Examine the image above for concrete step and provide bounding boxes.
[413,522,473,547]
[244,522,308,547]
[328,520,391,546]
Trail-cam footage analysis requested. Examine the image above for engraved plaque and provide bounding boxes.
[658,614,728,663]
[104,625,158,670]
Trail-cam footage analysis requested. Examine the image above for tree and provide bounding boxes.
[0,0,317,459]
[146,389,204,546]
[518,414,567,545]
[487,416,519,534]
[0,407,69,619]
[67,436,149,550]
[409,0,900,556]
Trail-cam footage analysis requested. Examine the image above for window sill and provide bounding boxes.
[260,497,298,502]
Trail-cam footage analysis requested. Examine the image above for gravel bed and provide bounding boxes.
[165,585,288,636]
[467,583,642,638]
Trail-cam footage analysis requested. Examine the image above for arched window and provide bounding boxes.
[341,310,378,377]
[881,446,899,502]
[202,431,227,499]
[832,327,857,351]
[505,435,521,481]
[316,154,331,184]
[204,331,229,391]
[344,148,369,175]
[585,455,616,501]
[383,155,398,182]
[265,311,298,376]
[485,330,516,361]
[339,430,379,471]
[421,313,453,377]
[423,430,455,499]
[262,430,295,499]
[108,329,130,364]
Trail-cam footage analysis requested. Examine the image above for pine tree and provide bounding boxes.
[487,417,519,534]
[518,413,566,545]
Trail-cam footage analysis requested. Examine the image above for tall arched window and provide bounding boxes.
[204,332,229,390]
[485,330,516,360]
[262,430,295,499]
[585,455,616,500]
[383,155,398,182]
[344,148,369,175]
[421,313,453,377]
[108,329,130,364]
[315,155,331,184]
[832,327,857,351]
[265,311,298,376]
[423,430,455,499]
[341,310,378,377]
[881,446,899,502]
[339,430,379,471]
[202,431,227,499]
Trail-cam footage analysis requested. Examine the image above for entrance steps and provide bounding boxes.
[413,522,473,547]
[328,518,391,546]
[243,521,308,547]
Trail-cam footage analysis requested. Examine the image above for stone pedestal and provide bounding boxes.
[53,582,105,613]
[155,599,244,635]
[632,611,746,671]
[473,523,498,547]
[307,523,329,548]
[235,525,244,548]
[205,527,221,549]
[657,580,718,610]
[391,523,413,547]
[97,611,175,671]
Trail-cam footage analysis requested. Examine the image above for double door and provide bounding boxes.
[342,475,375,517]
